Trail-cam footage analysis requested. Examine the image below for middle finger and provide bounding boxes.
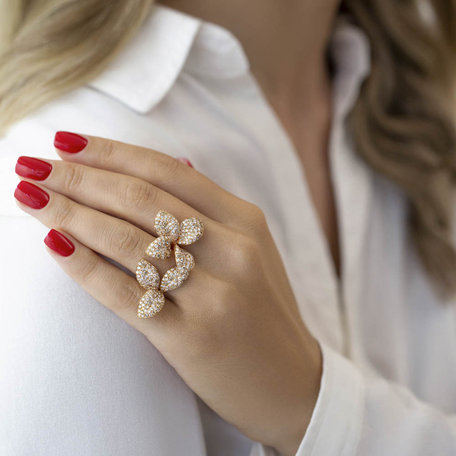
[15,156,219,242]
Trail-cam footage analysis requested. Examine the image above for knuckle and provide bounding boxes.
[108,224,142,257]
[74,254,99,283]
[157,154,181,180]
[62,164,84,193]
[243,202,268,234]
[250,203,267,225]
[113,280,141,312]
[54,200,75,228]
[231,234,260,269]
[99,140,116,166]
[121,181,155,209]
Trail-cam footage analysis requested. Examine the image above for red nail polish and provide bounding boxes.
[14,181,50,209]
[44,229,75,257]
[16,156,52,181]
[176,157,193,168]
[54,131,88,153]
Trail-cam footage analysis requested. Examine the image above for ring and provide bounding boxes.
[135,210,204,319]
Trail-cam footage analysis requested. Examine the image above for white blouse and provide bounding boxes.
[1,4,456,456]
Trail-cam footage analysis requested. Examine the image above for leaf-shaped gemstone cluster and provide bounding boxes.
[136,259,164,318]
[137,289,165,319]
[137,210,204,318]
[146,210,204,260]
[136,259,160,290]
[160,245,196,292]
[145,210,203,292]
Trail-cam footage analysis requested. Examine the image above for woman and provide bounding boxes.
[1,0,455,455]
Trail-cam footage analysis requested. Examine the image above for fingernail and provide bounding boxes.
[14,181,50,209]
[15,156,52,181]
[44,229,75,257]
[176,157,193,168]
[54,131,88,153]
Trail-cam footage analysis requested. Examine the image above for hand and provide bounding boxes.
[14,133,322,455]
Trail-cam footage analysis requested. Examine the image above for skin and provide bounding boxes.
[15,1,343,453]
[15,137,322,455]
[159,0,343,274]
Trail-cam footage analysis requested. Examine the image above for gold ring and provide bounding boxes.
[135,210,204,319]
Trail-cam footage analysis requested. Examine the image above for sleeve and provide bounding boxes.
[249,340,456,456]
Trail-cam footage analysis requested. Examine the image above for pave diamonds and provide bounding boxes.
[148,212,203,260]
[136,210,204,318]
[177,218,204,245]
[136,259,160,290]
[160,266,190,292]
[146,236,172,259]
[175,245,195,271]
[155,210,180,242]
[135,259,165,319]
[160,246,194,292]
[137,289,165,318]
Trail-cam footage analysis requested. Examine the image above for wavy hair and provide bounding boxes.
[343,0,456,299]
[0,0,455,298]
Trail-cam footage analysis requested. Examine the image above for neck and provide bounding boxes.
[157,0,340,102]
[157,0,344,274]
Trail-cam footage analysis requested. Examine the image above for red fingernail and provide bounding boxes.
[44,229,75,256]
[176,157,193,168]
[14,181,50,209]
[54,131,88,153]
[15,156,52,181]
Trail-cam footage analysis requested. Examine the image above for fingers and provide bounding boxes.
[42,228,182,345]
[14,179,158,273]
[15,157,229,270]
[16,156,214,239]
[14,180,218,307]
[52,132,242,225]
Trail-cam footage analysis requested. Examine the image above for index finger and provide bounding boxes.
[53,131,245,225]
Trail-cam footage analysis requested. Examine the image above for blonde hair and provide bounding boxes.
[1,0,455,298]
[0,0,154,129]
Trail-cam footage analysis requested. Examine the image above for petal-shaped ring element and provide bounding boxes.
[177,218,204,245]
[146,236,173,259]
[137,210,204,317]
[135,258,165,318]
[137,289,165,318]
[145,211,203,260]
[175,245,195,271]
[154,210,180,242]
[136,259,160,289]
[160,266,190,292]
[159,246,194,292]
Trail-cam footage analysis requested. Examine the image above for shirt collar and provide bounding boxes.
[328,15,371,119]
[87,4,371,116]
[87,4,202,113]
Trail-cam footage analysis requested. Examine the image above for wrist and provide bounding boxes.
[275,337,323,456]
